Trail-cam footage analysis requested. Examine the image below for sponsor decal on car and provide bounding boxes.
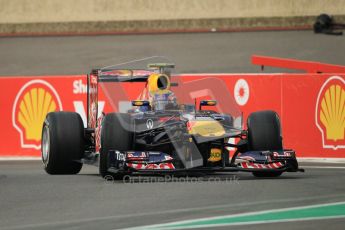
[146,119,154,129]
[12,80,62,150]
[208,148,222,162]
[315,76,345,150]
[239,162,284,169]
[127,162,175,170]
[115,151,126,161]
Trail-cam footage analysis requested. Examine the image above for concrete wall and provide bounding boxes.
[0,0,345,34]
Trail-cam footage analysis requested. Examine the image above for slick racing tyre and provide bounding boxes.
[99,113,133,179]
[247,110,283,178]
[41,112,84,174]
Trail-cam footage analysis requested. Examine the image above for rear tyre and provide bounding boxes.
[99,113,133,179]
[247,110,283,178]
[41,112,84,174]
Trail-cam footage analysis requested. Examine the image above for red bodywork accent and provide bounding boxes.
[95,114,103,153]
[159,117,181,123]
[127,162,175,170]
[87,74,98,128]
[240,162,284,169]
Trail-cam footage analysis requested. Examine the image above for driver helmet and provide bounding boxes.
[147,73,177,111]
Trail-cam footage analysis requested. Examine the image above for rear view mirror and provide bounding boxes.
[132,100,150,106]
[199,100,217,110]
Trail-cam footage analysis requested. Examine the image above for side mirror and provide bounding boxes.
[132,100,150,106]
[199,100,217,110]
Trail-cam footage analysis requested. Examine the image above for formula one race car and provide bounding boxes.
[41,57,304,178]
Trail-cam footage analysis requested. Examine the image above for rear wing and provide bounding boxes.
[96,69,152,83]
[97,62,175,82]
[87,68,153,128]
[86,65,176,128]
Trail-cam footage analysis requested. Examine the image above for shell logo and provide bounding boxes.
[12,80,63,150]
[315,76,345,150]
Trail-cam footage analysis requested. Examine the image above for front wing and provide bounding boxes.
[106,150,304,175]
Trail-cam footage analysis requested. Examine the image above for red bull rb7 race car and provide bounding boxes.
[41,57,304,178]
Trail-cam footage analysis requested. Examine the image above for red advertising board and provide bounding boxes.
[0,73,344,158]
[282,75,345,157]
[1,76,87,156]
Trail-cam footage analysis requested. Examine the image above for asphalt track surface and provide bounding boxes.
[1,31,345,229]
[1,161,345,230]
[1,31,345,76]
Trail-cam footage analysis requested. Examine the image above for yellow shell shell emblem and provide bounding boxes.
[316,76,345,150]
[319,84,345,141]
[18,88,57,141]
[13,80,62,149]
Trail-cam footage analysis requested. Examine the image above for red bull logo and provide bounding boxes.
[12,80,62,150]
[315,76,345,150]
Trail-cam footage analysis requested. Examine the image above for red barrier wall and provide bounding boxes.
[1,73,344,158]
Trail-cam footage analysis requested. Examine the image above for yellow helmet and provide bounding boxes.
[147,73,171,93]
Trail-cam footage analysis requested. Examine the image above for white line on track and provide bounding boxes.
[301,166,345,169]
[126,216,345,230]
[0,157,40,161]
[297,157,345,164]
[123,201,345,230]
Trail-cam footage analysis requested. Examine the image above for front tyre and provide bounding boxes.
[41,112,84,174]
[247,110,284,178]
[99,113,133,179]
